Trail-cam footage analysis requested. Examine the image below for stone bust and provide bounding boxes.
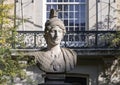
[30,9,77,73]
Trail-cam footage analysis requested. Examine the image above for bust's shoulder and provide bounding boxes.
[61,47,77,56]
[33,48,47,53]
[34,47,51,55]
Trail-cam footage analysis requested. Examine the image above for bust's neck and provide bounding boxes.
[47,44,61,54]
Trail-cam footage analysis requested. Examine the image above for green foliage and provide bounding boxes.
[0,0,35,84]
[112,32,120,48]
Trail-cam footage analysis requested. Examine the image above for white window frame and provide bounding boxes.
[45,0,88,31]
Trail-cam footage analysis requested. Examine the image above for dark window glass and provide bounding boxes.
[70,0,74,2]
[64,12,68,18]
[66,27,69,31]
[75,12,79,18]
[75,20,79,26]
[69,5,74,11]
[64,20,68,26]
[80,5,85,13]
[47,12,50,18]
[52,0,57,2]
[75,27,79,31]
[75,0,79,2]
[69,12,74,18]
[81,26,85,31]
[69,20,74,26]
[81,12,85,23]
[52,4,57,10]
[58,0,62,2]
[58,12,62,18]
[69,27,74,31]
[64,5,68,11]
[75,0,86,2]
[47,0,51,2]
[81,22,85,26]
[64,0,68,2]
[81,0,85,2]
[47,5,51,11]
[58,5,62,10]
[75,5,79,11]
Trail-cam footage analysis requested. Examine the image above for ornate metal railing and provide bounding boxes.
[12,30,120,56]
[15,30,117,49]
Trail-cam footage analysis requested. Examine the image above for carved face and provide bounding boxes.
[47,26,64,46]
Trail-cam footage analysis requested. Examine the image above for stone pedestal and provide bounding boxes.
[40,73,67,85]
[39,73,86,85]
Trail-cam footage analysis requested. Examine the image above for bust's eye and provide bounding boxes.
[50,30,55,33]
[58,30,62,33]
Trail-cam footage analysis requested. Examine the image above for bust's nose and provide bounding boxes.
[54,30,59,37]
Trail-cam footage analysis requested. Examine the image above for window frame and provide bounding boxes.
[45,0,88,31]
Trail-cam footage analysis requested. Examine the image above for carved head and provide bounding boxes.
[44,9,66,46]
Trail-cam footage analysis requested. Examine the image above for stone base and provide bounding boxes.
[44,73,65,84]
[39,73,85,85]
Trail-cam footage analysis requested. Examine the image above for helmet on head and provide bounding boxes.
[44,9,66,34]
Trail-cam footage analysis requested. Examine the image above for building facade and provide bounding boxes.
[9,0,120,85]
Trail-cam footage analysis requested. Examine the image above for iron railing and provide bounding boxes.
[11,30,120,56]
[15,30,117,49]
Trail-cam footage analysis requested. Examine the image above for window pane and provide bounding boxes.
[75,12,79,18]
[75,20,79,26]
[47,12,50,19]
[75,0,79,2]
[69,5,74,11]
[58,12,62,18]
[80,5,85,12]
[58,0,62,2]
[81,12,85,23]
[64,0,68,2]
[81,0,86,2]
[64,5,68,11]
[58,5,62,10]
[51,5,57,9]
[69,20,74,26]
[66,27,69,31]
[64,20,68,26]
[69,27,74,31]
[47,5,51,11]
[47,0,51,2]
[81,21,85,26]
[52,0,57,2]
[64,12,68,18]
[69,12,74,18]
[75,27,79,31]
[81,26,85,31]
[75,0,86,2]
[75,5,79,11]
[70,0,74,2]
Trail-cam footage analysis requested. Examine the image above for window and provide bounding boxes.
[46,0,87,31]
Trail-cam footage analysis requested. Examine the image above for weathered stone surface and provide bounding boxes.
[30,9,77,73]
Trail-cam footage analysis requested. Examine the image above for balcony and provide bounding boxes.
[13,30,120,56]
